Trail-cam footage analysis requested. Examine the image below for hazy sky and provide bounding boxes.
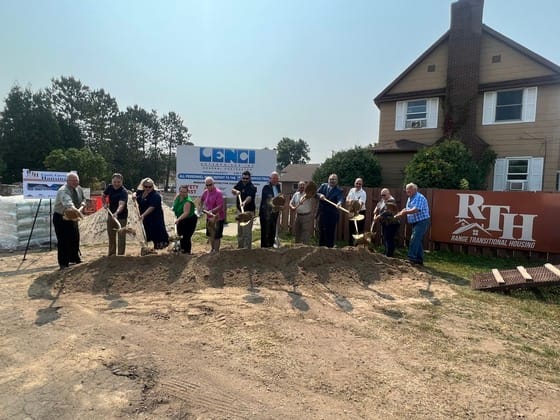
[1,0,559,163]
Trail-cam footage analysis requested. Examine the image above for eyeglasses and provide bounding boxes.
[381,194,387,197]
[143,185,153,189]
[206,183,214,187]
[242,177,249,180]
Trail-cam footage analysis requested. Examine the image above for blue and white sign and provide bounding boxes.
[22,169,70,199]
[176,146,276,197]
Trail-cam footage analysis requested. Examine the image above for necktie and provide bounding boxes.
[71,188,80,207]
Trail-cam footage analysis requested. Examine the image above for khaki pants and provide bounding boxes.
[107,216,127,256]
[293,212,314,244]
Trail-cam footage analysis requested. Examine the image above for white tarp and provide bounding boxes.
[0,195,56,250]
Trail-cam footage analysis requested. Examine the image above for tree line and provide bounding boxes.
[0,76,191,190]
[0,75,493,191]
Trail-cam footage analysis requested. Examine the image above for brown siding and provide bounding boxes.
[388,43,448,94]
[375,153,414,189]
[377,102,444,146]
[479,35,555,84]
[477,85,560,191]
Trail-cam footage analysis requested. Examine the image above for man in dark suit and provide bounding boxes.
[259,171,282,248]
[316,173,344,248]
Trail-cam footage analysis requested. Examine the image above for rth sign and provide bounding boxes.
[431,190,560,253]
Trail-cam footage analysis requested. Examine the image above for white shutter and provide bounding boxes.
[493,158,507,191]
[427,98,439,128]
[395,101,406,131]
[522,87,537,122]
[528,157,544,191]
[482,92,496,125]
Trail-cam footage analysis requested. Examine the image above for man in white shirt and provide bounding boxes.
[345,178,367,246]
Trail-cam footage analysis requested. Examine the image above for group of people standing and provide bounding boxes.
[286,174,431,265]
[52,170,430,270]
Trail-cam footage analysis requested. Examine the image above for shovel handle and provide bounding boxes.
[237,193,245,213]
[321,196,350,214]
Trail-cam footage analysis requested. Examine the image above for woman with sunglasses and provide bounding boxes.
[135,177,169,250]
[373,188,400,257]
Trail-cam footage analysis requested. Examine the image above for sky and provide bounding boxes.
[1,0,559,163]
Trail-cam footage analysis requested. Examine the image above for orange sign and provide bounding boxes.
[431,190,560,253]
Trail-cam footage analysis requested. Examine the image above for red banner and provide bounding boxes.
[431,190,560,253]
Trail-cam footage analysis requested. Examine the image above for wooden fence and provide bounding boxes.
[276,187,560,263]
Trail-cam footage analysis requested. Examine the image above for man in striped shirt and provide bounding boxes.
[396,183,430,266]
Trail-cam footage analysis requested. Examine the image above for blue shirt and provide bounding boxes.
[406,191,430,224]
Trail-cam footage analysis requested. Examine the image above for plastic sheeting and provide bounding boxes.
[0,195,55,250]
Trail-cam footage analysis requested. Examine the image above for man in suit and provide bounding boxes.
[316,174,344,248]
[259,171,282,248]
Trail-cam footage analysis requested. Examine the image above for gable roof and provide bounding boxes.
[374,25,560,106]
[279,163,321,182]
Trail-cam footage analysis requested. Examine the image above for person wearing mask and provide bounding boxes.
[289,181,316,245]
[345,177,367,246]
[231,171,257,249]
[135,178,169,250]
[53,172,85,270]
[396,183,430,265]
[172,185,198,254]
[199,176,225,253]
[259,171,282,248]
[102,173,128,256]
[316,174,344,248]
[373,188,400,257]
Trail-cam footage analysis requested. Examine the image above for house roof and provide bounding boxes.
[372,139,428,154]
[374,25,560,106]
[279,163,321,182]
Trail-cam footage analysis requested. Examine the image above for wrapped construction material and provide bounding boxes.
[0,195,55,250]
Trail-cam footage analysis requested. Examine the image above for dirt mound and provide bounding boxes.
[32,246,433,297]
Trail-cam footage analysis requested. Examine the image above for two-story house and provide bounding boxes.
[372,0,560,192]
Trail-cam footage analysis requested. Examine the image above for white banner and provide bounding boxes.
[22,169,70,199]
[176,146,277,197]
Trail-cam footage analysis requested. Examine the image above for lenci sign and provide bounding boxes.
[431,190,560,253]
[176,146,276,197]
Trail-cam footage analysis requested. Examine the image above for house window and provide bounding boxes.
[482,87,537,125]
[395,98,438,130]
[493,157,543,191]
[406,100,427,128]
[496,90,523,121]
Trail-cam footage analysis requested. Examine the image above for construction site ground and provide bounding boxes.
[1,207,560,419]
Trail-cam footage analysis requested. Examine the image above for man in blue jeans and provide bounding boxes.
[396,183,430,265]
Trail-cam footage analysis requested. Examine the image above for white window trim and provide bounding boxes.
[482,87,537,125]
[395,97,439,131]
[493,156,544,191]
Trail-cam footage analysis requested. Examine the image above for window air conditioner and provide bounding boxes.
[405,120,426,129]
[507,180,527,191]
